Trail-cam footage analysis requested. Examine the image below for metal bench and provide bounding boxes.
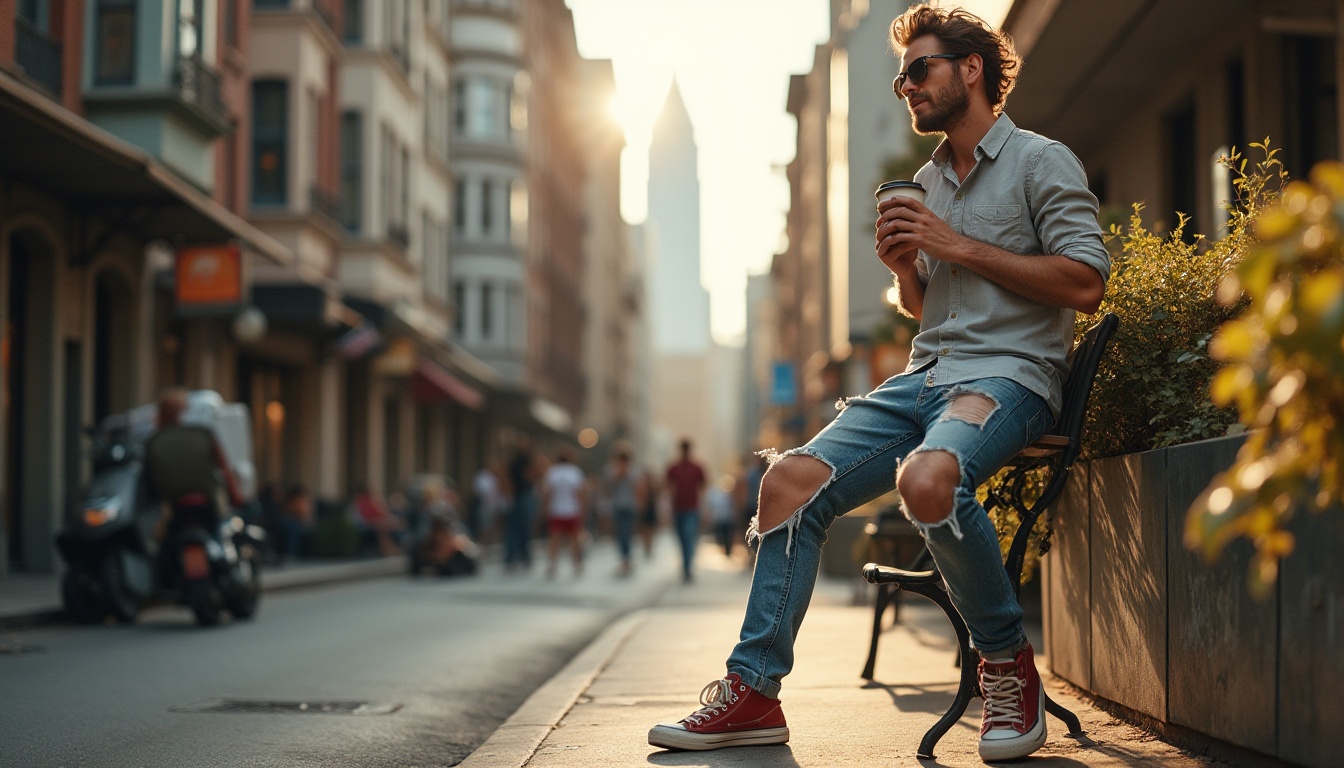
[861,311,1119,759]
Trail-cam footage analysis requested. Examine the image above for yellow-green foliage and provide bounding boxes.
[1188,157,1344,597]
[1080,146,1285,459]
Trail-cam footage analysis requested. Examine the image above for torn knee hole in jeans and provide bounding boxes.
[941,389,998,428]
[898,447,968,541]
[746,448,835,557]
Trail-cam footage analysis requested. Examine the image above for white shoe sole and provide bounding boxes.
[978,695,1047,761]
[648,724,790,751]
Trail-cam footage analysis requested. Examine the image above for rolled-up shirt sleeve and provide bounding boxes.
[1028,143,1111,285]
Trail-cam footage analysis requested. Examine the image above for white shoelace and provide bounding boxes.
[981,667,1027,729]
[684,678,736,725]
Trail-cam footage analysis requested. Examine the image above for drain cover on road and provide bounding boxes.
[171,698,401,715]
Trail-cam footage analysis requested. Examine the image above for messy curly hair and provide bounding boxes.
[890,4,1021,113]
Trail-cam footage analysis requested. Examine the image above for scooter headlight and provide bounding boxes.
[83,500,121,526]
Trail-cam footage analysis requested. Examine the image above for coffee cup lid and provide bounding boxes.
[875,180,924,198]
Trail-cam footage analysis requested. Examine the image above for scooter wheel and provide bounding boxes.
[185,579,222,626]
[61,569,107,624]
[225,549,262,620]
[102,553,140,623]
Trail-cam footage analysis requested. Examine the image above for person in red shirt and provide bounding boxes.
[664,439,707,582]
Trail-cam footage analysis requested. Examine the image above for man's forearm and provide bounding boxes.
[953,239,1104,314]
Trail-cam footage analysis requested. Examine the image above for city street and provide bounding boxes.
[0,541,679,768]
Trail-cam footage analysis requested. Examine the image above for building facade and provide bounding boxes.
[0,0,640,577]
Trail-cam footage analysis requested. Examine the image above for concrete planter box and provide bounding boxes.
[1042,433,1344,767]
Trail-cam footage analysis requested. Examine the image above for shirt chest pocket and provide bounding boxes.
[968,204,1024,253]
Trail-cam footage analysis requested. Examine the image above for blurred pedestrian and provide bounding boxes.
[664,438,707,582]
[281,484,313,561]
[601,442,647,577]
[354,482,403,557]
[638,467,660,559]
[504,436,539,571]
[471,462,508,545]
[707,475,737,558]
[541,446,587,579]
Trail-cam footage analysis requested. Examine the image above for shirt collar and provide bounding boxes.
[930,112,1018,167]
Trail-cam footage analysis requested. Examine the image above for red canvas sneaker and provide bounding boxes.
[648,673,789,751]
[978,643,1047,761]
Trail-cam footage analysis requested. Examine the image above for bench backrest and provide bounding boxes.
[1052,312,1120,466]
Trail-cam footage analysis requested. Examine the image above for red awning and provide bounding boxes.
[412,358,485,410]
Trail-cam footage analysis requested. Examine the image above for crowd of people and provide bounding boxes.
[239,432,765,584]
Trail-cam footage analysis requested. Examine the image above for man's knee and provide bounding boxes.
[756,454,831,531]
[896,450,959,524]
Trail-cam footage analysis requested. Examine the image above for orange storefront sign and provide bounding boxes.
[175,243,243,313]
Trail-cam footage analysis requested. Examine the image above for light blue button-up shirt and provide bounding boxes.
[908,113,1110,419]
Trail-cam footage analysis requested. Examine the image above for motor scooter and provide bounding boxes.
[55,392,267,626]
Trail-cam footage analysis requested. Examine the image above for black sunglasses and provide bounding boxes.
[893,53,967,99]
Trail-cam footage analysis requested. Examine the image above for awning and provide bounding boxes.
[0,71,291,266]
[413,358,485,410]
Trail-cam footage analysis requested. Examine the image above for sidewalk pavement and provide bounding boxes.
[461,546,1254,768]
[0,555,409,630]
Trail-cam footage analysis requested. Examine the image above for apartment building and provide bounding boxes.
[0,0,293,573]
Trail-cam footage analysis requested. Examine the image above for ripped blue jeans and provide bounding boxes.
[727,364,1052,699]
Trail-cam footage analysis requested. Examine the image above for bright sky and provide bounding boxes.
[566,0,1011,345]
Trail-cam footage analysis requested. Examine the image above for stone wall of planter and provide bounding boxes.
[1041,433,1344,767]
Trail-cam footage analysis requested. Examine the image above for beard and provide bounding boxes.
[910,74,970,135]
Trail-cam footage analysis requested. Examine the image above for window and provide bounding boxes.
[20,0,49,27]
[1164,96,1196,239]
[453,280,466,337]
[95,0,137,85]
[1284,35,1339,181]
[385,0,409,72]
[464,78,501,138]
[343,0,362,43]
[453,179,468,236]
[452,78,468,132]
[481,282,494,340]
[480,179,494,235]
[177,0,204,60]
[252,80,289,206]
[379,126,410,240]
[339,111,363,232]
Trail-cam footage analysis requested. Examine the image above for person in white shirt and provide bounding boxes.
[541,446,588,579]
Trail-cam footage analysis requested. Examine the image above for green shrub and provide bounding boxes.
[1079,145,1285,459]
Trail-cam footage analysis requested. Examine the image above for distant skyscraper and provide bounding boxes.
[647,79,711,355]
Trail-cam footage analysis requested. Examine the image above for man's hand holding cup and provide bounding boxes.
[874,180,925,273]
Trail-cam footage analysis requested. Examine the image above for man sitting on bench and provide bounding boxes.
[647,4,1110,762]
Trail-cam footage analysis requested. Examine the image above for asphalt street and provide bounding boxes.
[0,539,679,768]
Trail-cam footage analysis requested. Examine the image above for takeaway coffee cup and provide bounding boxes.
[875,180,925,206]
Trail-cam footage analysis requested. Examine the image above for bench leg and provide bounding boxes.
[912,584,978,759]
[1045,692,1084,735]
[861,583,896,680]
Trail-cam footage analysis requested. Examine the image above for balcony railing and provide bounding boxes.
[173,56,229,130]
[16,18,63,97]
[309,185,342,224]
